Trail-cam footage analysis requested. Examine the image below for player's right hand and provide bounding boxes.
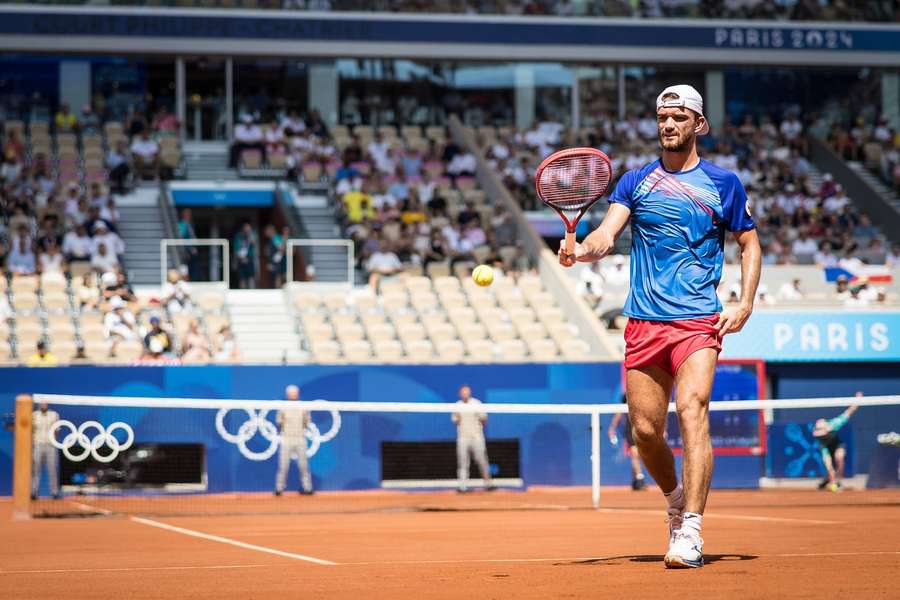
[558,229,614,266]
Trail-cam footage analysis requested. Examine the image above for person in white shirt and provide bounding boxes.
[886,243,900,268]
[161,268,193,314]
[63,224,93,262]
[578,262,605,309]
[39,242,65,274]
[130,132,160,179]
[91,221,125,256]
[366,240,403,289]
[452,385,494,493]
[447,152,476,177]
[100,198,120,224]
[104,295,137,341]
[791,231,818,256]
[279,110,306,137]
[32,402,61,499]
[601,254,629,287]
[777,278,804,301]
[780,116,803,141]
[230,114,265,168]
[91,242,119,274]
[7,236,36,275]
[275,385,313,496]
[823,186,850,214]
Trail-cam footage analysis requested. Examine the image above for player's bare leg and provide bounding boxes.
[833,447,846,491]
[673,348,717,515]
[821,452,837,488]
[625,365,676,493]
[664,347,717,568]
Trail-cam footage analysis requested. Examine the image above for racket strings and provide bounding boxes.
[536,155,612,211]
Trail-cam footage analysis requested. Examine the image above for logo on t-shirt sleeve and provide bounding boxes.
[745,197,752,217]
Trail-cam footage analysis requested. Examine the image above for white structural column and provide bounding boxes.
[617,65,626,121]
[571,67,581,131]
[882,71,899,130]
[176,57,186,143]
[705,70,725,131]
[225,58,234,141]
[309,62,339,126]
[514,64,536,130]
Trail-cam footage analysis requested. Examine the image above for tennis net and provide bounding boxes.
[14,393,900,518]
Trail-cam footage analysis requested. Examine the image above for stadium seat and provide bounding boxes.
[241,150,263,169]
[113,341,143,364]
[403,339,434,360]
[561,339,591,361]
[435,339,465,362]
[456,322,487,344]
[498,339,528,361]
[197,294,225,313]
[373,339,403,362]
[342,340,372,362]
[486,321,517,343]
[42,292,70,313]
[365,322,397,342]
[396,322,427,343]
[426,261,452,278]
[527,338,559,361]
[465,339,495,362]
[294,290,323,311]
[334,322,365,342]
[310,339,341,362]
[425,321,457,343]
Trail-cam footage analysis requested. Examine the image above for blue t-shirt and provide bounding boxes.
[609,158,754,321]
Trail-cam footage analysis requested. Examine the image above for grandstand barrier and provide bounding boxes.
[160,238,230,287]
[286,239,355,286]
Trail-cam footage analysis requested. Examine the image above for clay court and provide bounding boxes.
[2,487,898,599]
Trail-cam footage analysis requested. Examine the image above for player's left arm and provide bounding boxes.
[716,228,761,336]
[715,172,761,337]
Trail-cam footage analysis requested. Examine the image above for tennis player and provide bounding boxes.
[559,84,762,568]
[813,401,859,492]
[452,385,494,493]
[274,385,313,496]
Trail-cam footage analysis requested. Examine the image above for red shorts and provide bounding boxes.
[623,315,722,377]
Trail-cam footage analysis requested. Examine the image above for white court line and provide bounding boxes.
[340,551,900,566]
[0,564,274,576]
[130,516,337,566]
[67,501,113,516]
[595,507,842,525]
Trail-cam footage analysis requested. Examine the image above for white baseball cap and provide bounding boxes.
[656,84,709,135]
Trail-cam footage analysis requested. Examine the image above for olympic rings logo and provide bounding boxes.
[214,407,341,461]
[49,420,135,463]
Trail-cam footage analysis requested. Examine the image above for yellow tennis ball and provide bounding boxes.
[472,264,494,287]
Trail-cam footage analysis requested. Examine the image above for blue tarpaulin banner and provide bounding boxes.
[722,311,900,362]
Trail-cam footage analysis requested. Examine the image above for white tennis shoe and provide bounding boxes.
[666,505,684,544]
[665,530,704,568]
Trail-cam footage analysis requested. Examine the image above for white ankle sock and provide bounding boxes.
[682,512,703,535]
[664,483,684,509]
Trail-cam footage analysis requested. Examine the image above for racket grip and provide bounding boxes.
[564,231,575,257]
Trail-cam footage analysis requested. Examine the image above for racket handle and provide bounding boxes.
[564,231,575,257]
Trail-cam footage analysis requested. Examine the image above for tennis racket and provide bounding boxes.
[534,147,613,258]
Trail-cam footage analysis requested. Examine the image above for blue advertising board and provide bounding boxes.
[722,310,900,362]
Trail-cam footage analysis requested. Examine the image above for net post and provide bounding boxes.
[12,394,33,521]
[590,410,600,509]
